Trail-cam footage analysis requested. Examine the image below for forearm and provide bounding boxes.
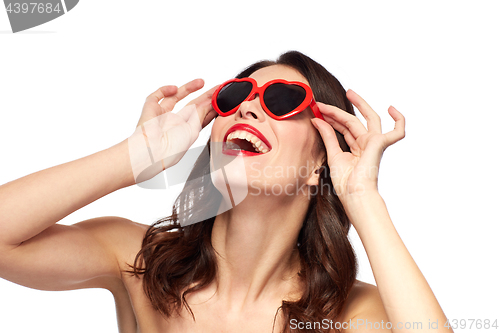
[343,191,452,332]
[0,139,135,247]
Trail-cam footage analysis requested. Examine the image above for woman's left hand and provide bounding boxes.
[311,89,405,203]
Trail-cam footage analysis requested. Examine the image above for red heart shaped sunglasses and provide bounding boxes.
[211,77,324,120]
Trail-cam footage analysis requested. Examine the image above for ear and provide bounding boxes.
[305,163,324,186]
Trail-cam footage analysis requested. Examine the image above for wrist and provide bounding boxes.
[339,190,390,228]
[339,188,382,208]
[111,139,137,189]
[126,124,165,185]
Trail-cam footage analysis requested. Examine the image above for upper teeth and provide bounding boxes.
[226,130,270,153]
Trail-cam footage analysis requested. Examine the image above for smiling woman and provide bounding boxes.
[126,55,359,332]
[0,51,452,333]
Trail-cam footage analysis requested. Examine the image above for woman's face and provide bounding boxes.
[210,65,322,200]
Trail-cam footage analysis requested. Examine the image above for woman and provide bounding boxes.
[0,51,451,332]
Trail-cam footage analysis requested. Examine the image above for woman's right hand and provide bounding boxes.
[128,79,218,183]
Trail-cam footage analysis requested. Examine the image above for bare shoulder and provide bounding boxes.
[338,280,389,330]
[341,280,384,317]
[74,216,149,271]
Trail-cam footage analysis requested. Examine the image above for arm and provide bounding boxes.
[0,139,133,250]
[343,192,449,332]
[0,137,139,290]
[0,79,217,291]
[312,90,452,333]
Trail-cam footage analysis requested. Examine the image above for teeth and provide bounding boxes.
[226,130,270,153]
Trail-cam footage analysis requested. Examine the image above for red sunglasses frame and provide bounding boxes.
[211,77,324,120]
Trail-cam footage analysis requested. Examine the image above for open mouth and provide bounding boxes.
[223,124,272,156]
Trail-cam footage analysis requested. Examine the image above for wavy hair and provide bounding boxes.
[126,51,358,333]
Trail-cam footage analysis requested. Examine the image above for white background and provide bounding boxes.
[1,1,499,332]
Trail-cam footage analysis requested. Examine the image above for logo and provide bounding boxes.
[127,104,249,227]
[3,0,79,33]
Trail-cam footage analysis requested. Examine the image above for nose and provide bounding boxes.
[236,93,265,121]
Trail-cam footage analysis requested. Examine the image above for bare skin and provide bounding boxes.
[0,66,452,332]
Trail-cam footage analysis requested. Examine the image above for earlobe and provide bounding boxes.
[305,168,321,186]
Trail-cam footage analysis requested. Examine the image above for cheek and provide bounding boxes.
[260,124,317,183]
[277,123,317,162]
[211,116,224,141]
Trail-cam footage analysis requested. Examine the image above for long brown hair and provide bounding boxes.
[126,51,358,333]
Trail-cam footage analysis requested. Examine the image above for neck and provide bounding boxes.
[210,193,309,308]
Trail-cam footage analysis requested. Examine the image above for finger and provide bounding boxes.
[311,118,343,160]
[180,84,220,128]
[317,102,367,139]
[159,78,205,111]
[202,108,217,128]
[187,84,220,107]
[384,106,406,146]
[145,85,178,104]
[194,97,217,128]
[346,89,382,133]
[175,98,216,131]
[323,115,361,152]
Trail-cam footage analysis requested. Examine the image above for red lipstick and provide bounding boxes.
[222,124,273,156]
